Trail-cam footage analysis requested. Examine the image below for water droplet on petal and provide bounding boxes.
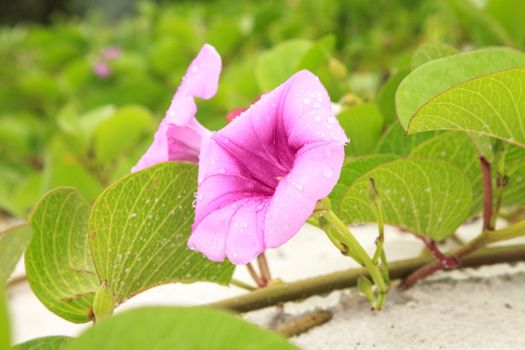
[303,98,311,105]
[191,65,199,73]
[328,117,337,124]
[255,203,265,211]
[323,166,334,178]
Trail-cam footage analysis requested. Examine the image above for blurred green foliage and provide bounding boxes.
[0,0,522,217]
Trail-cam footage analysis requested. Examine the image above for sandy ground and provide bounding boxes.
[4,218,525,349]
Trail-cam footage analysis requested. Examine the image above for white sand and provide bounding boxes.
[5,220,525,349]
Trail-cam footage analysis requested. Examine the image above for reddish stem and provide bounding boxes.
[257,253,272,286]
[421,237,460,269]
[246,263,266,288]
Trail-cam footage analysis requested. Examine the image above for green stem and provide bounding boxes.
[320,209,388,307]
[230,279,256,291]
[210,244,525,313]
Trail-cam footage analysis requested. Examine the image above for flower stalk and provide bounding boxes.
[314,197,388,310]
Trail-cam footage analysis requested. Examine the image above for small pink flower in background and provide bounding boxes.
[102,46,122,60]
[133,44,348,264]
[93,61,111,78]
[132,44,220,171]
[92,46,122,78]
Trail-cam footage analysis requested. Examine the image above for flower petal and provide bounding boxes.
[132,44,220,172]
[264,142,345,247]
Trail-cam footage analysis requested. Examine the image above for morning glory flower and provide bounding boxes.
[188,71,348,264]
[133,44,347,265]
[132,44,220,171]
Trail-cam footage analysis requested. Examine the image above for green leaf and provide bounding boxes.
[376,68,410,126]
[410,132,483,214]
[396,48,525,130]
[410,42,457,70]
[0,224,32,283]
[26,188,99,323]
[256,39,312,91]
[376,122,438,156]
[336,159,473,240]
[0,287,10,350]
[92,282,114,322]
[65,307,298,350]
[501,144,525,207]
[357,275,375,305]
[486,0,525,46]
[88,163,234,306]
[403,66,525,149]
[338,103,384,156]
[447,0,515,47]
[94,106,153,165]
[14,336,71,350]
[330,154,398,213]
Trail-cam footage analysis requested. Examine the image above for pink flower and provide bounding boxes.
[132,44,220,171]
[93,61,111,78]
[133,44,347,265]
[102,47,122,60]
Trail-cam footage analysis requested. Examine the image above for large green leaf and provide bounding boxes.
[26,188,99,323]
[14,336,71,350]
[403,67,525,149]
[396,47,525,130]
[65,307,297,350]
[0,224,32,283]
[256,39,312,91]
[336,159,473,240]
[410,132,483,214]
[330,154,398,213]
[376,122,438,156]
[88,163,234,306]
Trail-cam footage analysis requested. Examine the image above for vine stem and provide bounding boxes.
[209,243,525,313]
[401,218,525,288]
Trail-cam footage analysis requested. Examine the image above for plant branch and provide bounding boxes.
[209,244,525,313]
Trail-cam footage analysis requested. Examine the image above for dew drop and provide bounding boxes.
[303,98,311,105]
[130,213,137,218]
[323,166,334,178]
[328,117,337,124]
[191,65,199,73]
